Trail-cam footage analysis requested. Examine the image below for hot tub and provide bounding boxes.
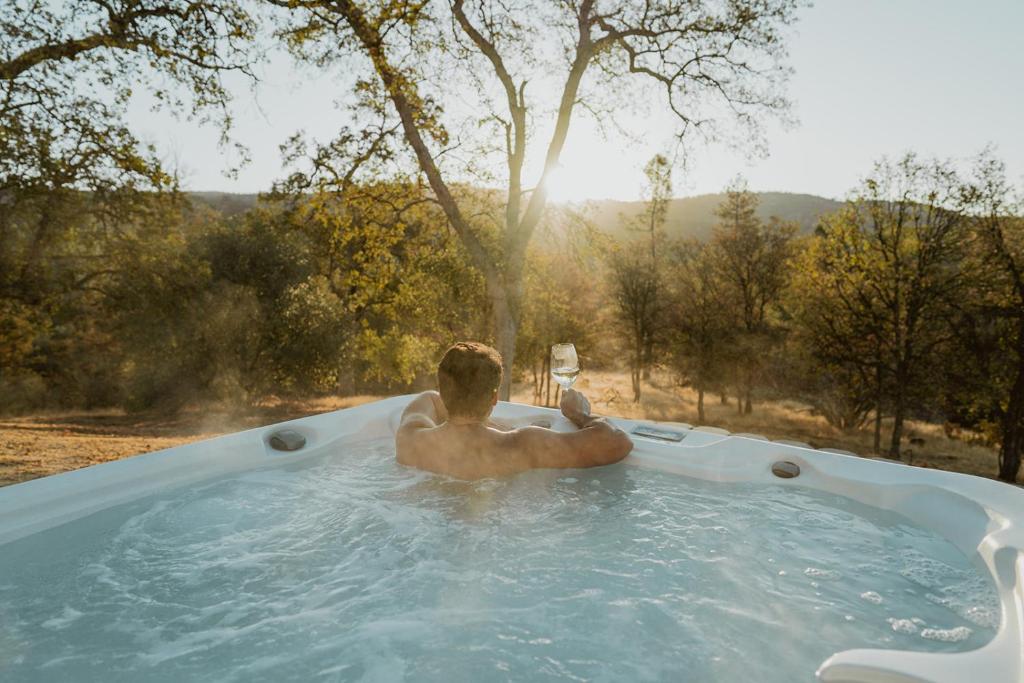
[0,396,1021,682]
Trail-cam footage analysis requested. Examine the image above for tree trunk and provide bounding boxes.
[998,350,1024,482]
[999,423,1023,484]
[873,406,882,455]
[889,377,905,460]
[489,276,519,400]
[873,364,883,454]
[719,393,729,405]
[544,355,552,407]
[697,388,705,423]
[536,362,544,405]
[642,338,653,380]
[743,388,752,415]
[632,336,643,402]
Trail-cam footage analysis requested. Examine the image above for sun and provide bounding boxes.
[542,164,592,204]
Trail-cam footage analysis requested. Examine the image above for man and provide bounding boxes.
[396,342,633,479]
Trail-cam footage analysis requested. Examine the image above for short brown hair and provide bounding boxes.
[437,342,503,419]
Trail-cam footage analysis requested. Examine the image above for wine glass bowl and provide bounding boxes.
[551,343,580,389]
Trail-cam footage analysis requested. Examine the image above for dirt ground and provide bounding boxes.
[0,372,1007,487]
[0,396,379,487]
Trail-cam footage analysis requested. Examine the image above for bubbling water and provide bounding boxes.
[0,439,1000,682]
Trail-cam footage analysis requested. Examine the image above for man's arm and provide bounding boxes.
[510,389,633,470]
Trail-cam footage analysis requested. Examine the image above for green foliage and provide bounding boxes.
[1,0,257,196]
[0,178,495,414]
[790,155,970,456]
[943,154,1024,480]
[516,239,604,404]
[607,242,662,403]
[0,0,259,412]
[707,182,797,412]
[274,0,800,397]
[662,239,736,420]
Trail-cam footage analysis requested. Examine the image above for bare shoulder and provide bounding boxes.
[398,392,443,433]
[395,394,444,467]
[395,414,434,465]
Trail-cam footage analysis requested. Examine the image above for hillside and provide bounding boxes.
[581,192,845,240]
[189,191,261,216]
[186,190,845,240]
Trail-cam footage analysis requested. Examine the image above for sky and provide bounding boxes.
[128,0,1024,202]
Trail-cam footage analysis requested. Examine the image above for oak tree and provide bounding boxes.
[273,0,799,397]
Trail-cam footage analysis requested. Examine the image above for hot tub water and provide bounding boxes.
[0,438,999,682]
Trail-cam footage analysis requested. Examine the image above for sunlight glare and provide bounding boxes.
[542,164,593,204]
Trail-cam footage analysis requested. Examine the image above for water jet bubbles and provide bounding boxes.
[804,567,841,580]
[859,591,883,605]
[963,605,999,629]
[920,626,972,642]
[888,618,919,634]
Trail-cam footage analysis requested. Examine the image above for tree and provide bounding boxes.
[793,155,968,459]
[273,123,492,390]
[957,153,1024,482]
[664,238,733,423]
[608,244,659,402]
[1,1,258,407]
[631,154,672,379]
[710,182,796,413]
[1,0,257,193]
[608,153,674,398]
[274,0,799,397]
[518,247,600,406]
[790,216,889,444]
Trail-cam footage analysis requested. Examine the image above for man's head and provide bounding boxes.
[437,342,503,420]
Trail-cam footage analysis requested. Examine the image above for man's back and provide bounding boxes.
[395,389,632,479]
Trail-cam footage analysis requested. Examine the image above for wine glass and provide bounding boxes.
[551,343,580,389]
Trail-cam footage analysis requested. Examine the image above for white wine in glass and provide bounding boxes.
[551,343,580,389]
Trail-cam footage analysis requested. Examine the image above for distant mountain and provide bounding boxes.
[186,190,845,239]
[189,191,261,216]
[581,192,845,240]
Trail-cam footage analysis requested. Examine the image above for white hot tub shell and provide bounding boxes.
[0,395,1021,683]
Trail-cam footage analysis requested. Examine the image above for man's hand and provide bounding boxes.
[560,388,592,428]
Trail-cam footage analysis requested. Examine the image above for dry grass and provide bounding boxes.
[0,373,1005,487]
[512,369,1002,481]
